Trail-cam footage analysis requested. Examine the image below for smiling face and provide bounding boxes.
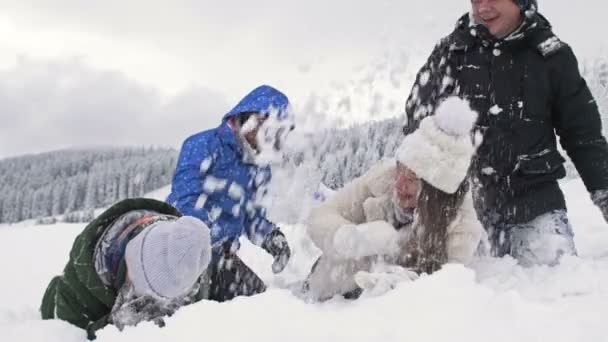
[471,0,523,39]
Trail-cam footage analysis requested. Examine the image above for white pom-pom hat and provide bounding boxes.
[397,97,479,194]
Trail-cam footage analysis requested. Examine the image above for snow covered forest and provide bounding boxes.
[1,55,607,225]
[0,148,177,223]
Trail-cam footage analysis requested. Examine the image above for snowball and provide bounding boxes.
[434,97,478,136]
[482,167,496,176]
[202,176,227,193]
[419,71,430,86]
[199,158,213,174]
[209,206,223,222]
[228,183,245,201]
[194,194,208,210]
[489,105,503,115]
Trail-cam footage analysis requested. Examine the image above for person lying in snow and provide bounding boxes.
[41,199,212,340]
[304,97,487,301]
[166,85,294,302]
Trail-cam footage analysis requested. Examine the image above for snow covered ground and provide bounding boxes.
[2,178,608,342]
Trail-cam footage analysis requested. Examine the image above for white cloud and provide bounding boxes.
[0,0,606,158]
[0,57,228,158]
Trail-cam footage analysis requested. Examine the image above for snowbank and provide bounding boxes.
[2,178,608,342]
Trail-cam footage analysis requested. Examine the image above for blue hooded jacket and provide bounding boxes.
[166,85,290,247]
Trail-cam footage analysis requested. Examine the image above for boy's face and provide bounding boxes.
[471,0,523,39]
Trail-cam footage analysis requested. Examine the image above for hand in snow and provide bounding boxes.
[111,295,176,331]
[354,265,418,297]
[333,221,400,260]
[262,229,291,273]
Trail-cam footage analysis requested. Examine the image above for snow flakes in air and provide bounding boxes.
[200,158,213,173]
[489,105,503,115]
[203,176,228,193]
[419,71,430,86]
[493,49,502,57]
[231,205,241,217]
[194,194,208,210]
[441,75,454,93]
[210,224,222,238]
[228,183,245,201]
[209,206,223,222]
[433,97,478,136]
[482,167,496,176]
[254,172,267,187]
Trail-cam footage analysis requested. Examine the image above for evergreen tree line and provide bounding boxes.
[0,147,177,223]
[284,117,404,190]
[1,57,606,225]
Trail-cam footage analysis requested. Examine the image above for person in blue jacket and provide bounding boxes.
[167,85,294,302]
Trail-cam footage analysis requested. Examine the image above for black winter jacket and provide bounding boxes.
[403,12,608,225]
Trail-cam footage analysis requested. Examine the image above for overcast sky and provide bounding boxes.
[0,0,606,158]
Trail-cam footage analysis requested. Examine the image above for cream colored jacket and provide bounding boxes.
[307,159,486,265]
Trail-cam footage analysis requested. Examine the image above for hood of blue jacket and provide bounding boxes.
[222,85,290,122]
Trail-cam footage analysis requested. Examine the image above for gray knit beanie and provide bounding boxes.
[125,216,212,299]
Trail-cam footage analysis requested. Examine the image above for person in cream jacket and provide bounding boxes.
[305,97,487,300]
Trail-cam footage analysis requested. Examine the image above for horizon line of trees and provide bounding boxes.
[0,147,177,224]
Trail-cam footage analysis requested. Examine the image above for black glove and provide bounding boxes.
[261,229,291,274]
[111,295,175,330]
[591,189,608,223]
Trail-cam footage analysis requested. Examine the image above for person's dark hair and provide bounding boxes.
[399,179,468,274]
[235,112,258,127]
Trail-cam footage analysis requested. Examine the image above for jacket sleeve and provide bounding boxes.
[244,168,277,246]
[168,136,215,222]
[307,162,394,255]
[552,46,608,192]
[404,39,456,136]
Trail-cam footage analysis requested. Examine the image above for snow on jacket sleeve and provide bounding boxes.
[307,161,396,256]
[167,135,216,222]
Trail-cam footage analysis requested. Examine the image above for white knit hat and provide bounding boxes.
[125,216,212,299]
[397,97,479,194]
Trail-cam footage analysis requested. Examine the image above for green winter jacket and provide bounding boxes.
[40,198,208,339]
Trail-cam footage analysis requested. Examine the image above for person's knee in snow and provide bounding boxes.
[490,210,577,267]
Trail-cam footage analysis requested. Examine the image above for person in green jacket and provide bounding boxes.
[40,198,212,340]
